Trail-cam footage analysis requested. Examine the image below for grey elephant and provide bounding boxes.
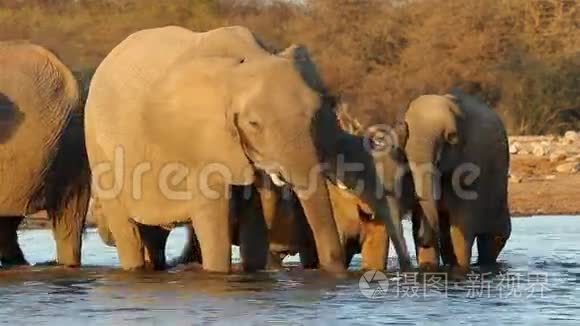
[0,41,91,267]
[400,89,511,273]
[85,25,410,273]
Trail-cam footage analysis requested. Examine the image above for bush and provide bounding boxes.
[1,0,578,134]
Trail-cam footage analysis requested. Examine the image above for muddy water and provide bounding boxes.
[1,216,579,325]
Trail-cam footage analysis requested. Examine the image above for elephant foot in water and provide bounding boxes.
[417,246,439,273]
[264,251,290,271]
[0,216,29,268]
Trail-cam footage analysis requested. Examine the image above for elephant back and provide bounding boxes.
[85,25,271,154]
[447,89,510,231]
[0,41,80,215]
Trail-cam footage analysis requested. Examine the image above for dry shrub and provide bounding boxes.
[1,0,578,134]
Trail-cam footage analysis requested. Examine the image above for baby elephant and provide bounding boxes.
[401,89,511,274]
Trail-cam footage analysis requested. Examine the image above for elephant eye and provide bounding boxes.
[248,120,261,130]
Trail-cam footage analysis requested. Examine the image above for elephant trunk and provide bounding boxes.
[291,167,346,273]
[360,170,411,271]
[406,136,441,246]
[331,132,411,271]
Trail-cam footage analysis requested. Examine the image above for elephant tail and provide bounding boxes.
[44,111,92,265]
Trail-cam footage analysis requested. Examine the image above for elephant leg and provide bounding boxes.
[476,234,508,266]
[191,194,231,273]
[448,212,474,275]
[412,205,439,272]
[138,224,170,271]
[47,181,91,267]
[360,220,387,271]
[477,208,511,266]
[299,245,319,269]
[293,203,318,269]
[174,224,202,266]
[105,202,145,270]
[439,210,455,266]
[238,188,268,272]
[0,216,28,266]
[343,238,359,269]
[266,252,285,270]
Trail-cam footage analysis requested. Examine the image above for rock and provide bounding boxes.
[555,162,580,174]
[561,131,578,145]
[564,130,578,141]
[509,174,522,183]
[519,150,530,155]
[549,150,567,162]
[565,155,579,163]
[545,175,556,180]
[561,138,575,145]
[532,143,549,157]
[540,141,551,147]
[509,143,519,154]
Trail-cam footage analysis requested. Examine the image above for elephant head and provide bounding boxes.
[227,45,411,271]
[400,93,464,245]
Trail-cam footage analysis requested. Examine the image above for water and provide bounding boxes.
[1,216,579,325]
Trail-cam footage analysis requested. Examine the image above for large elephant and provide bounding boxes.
[172,131,417,272]
[0,41,91,267]
[92,183,270,272]
[401,89,511,273]
[85,25,410,273]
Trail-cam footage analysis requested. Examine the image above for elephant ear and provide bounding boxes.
[278,44,327,95]
[394,119,408,151]
[442,92,464,146]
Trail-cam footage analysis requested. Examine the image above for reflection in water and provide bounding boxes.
[1,216,579,325]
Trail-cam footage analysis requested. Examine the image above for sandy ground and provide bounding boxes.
[509,154,580,217]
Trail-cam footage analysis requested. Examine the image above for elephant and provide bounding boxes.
[0,41,91,267]
[169,179,312,270]
[92,182,270,271]
[169,128,417,272]
[400,89,511,274]
[85,25,411,273]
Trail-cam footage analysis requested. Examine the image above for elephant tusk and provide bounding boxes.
[269,173,288,187]
[335,179,349,190]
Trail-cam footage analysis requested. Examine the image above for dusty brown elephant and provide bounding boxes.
[400,89,511,274]
[168,180,284,270]
[92,183,270,271]
[85,25,410,273]
[173,140,417,272]
[0,41,91,267]
[114,117,419,272]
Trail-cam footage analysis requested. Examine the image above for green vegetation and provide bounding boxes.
[1,0,578,134]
